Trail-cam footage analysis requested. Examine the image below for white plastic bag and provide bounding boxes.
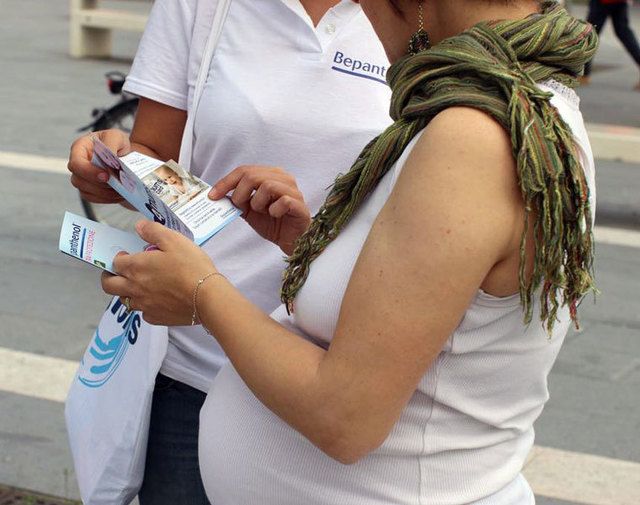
[65,297,168,505]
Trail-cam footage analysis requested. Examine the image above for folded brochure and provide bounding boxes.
[90,137,241,245]
[59,138,241,272]
[59,211,149,273]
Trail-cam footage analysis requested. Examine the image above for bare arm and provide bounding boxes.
[129,97,187,161]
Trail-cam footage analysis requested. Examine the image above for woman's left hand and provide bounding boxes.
[101,221,218,326]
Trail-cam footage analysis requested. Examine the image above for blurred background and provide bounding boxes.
[0,0,638,503]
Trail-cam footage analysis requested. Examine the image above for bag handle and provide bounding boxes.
[178,0,233,170]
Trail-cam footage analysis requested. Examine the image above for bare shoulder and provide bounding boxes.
[414,106,515,180]
[386,106,525,264]
[396,106,521,201]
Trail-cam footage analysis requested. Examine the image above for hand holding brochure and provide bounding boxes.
[59,212,149,273]
[59,138,241,271]
[90,138,241,245]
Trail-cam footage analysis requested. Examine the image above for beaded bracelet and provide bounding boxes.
[191,272,226,328]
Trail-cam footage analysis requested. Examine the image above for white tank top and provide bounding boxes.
[199,83,596,505]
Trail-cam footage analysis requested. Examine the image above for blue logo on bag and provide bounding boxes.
[78,298,142,388]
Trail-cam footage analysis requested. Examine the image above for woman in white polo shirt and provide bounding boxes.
[68,0,391,503]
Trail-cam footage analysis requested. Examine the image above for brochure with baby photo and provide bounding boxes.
[59,212,149,273]
[90,137,241,245]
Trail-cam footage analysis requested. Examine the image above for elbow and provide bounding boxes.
[331,448,372,466]
[318,437,373,466]
[312,415,389,465]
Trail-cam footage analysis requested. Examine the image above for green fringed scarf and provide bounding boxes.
[282,1,598,332]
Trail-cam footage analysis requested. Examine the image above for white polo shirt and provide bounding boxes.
[124,0,392,391]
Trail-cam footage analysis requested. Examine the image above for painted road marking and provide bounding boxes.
[587,123,640,164]
[0,151,69,175]
[524,446,640,505]
[0,347,77,403]
[1,345,639,504]
[594,226,640,249]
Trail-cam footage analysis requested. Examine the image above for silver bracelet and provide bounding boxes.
[191,272,226,328]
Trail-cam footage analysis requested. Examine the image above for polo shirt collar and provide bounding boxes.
[278,0,361,47]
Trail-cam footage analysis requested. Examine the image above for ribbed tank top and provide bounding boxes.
[199,83,596,505]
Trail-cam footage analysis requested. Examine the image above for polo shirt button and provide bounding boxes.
[325,23,336,34]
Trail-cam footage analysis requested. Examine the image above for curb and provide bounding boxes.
[0,484,79,505]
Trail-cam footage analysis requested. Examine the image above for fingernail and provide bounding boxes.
[209,188,219,199]
[98,172,109,183]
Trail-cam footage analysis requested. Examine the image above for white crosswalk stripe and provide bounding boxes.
[594,226,640,249]
[0,150,69,175]
[0,347,77,403]
[1,346,639,505]
[524,446,640,505]
[587,123,640,164]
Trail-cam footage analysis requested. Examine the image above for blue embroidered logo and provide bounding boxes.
[331,51,388,85]
[78,298,142,388]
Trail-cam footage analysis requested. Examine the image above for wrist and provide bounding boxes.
[192,271,227,330]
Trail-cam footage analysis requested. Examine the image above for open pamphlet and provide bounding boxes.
[59,137,241,271]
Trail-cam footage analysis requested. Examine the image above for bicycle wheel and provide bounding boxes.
[81,98,141,233]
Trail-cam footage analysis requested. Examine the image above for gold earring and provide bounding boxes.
[408,0,431,55]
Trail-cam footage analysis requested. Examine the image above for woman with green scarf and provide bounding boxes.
[102,0,597,502]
